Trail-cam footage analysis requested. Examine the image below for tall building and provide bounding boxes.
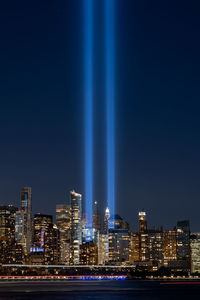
[80,241,98,265]
[70,190,82,264]
[103,207,110,234]
[109,229,130,265]
[138,210,147,233]
[177,220,191,271]
[148,229,163,268]
[138,211,148,262]
[44,224,60,265]
[15,210,26,255]
[32,213,59,265]
[190,233,200,274]
[139,232,149,262]
[33,213,52,248]
[163,230,177,267]
[56,204,70,264]
[0,205,17,264]
[20,187,32,254]
[130,232,140,263]
[93,201,101,231]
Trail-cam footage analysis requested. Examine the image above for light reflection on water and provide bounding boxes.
[0,280,200,300]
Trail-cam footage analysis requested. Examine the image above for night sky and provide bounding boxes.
[0,0,200,231]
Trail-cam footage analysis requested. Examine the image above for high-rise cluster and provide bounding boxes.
[1,188,200,275]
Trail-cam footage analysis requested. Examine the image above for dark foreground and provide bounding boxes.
[0,280,200,299]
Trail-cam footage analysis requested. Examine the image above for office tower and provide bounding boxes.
[0,205,17,264]
[15,210,26,260]
[103,207,110,233]
[44,224,60,265]
[138,210,147,233]
[56,204,70,264]
[70,190,82,264]
[139,231,149,262]
[148,229,163,269]
[138,210,148,262]
[20,187,32,253]
[33,213,52,248]
[108,228,130,265]
[130,232,140,263]
[177,220,191,271]
[32,213,59,265]
[98,233,108,265]
[93,201,101,231]
[190,233,200,273]
[80,241,98,265]
[163,230,177,267]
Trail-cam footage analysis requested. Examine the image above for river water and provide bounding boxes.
[0,280,199,299]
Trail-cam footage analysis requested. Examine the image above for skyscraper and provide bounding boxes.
[33,213,52,248]
[138,210,147,233]
[177,220,191,271]
[20,187,32,254]
[103,207,110,233]
[109,228,130,265]
[0,205,17,264]
[56,204,70,264]
[138,210,148,262]
[70,190,82,264]
[93,201,101,231]
[163,230,177,267]
[80,241,98,265]
[190,233,200,273]
[15,210,26,253]
[32,213,60,265]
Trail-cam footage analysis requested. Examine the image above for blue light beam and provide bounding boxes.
[105,0,115,225]
[84,0,93,230]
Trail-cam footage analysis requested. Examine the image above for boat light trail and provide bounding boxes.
[105,0,115,226]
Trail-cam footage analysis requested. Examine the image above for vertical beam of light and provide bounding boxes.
[105,0,115,225]
[84,0,93,230]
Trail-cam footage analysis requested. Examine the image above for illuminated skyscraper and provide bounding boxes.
[148,229,163,268]
[56,204,70,264]
[80,241,98,265]
[109,229,130,265]
[177,220,190,271]
[32,213,59,265]
[15,210,26,254]
[163,230,177,267]
[138,210,147,233]
[93,201,101,231]
[20,187,32,254]
[0,205,17,264]
[130,232,140,263]
[70,190,82,264]
[33,213,52,248]
[138,210,148,262]
[190,233,200,273]
[103,207,110,234]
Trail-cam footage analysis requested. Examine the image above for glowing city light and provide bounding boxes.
[105,0,115,226]
[84,0,93,230]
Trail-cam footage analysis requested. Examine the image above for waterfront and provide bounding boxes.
[0,280,200,299]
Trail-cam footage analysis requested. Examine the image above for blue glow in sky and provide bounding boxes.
[84,0,93,229]
[105,0,115,224]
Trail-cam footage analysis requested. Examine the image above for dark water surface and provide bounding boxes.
[0,280,199,299]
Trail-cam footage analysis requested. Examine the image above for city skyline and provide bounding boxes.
[1,0,200,232]
[1,186,198,275]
